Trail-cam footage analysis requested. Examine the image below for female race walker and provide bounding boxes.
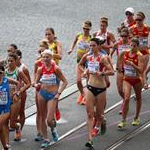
[68,21,92,105]
[78,38,114,148]
[117,37,144,129]
[34,50,68,148]
[111,28,131,114]
[0,65,19,150]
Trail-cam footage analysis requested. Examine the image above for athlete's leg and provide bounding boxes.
[133,81,142,119]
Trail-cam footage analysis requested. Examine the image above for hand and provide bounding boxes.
[125,60,133,66]
[54,92,61,100]
[82,70,88,78]
[32,83,41,90]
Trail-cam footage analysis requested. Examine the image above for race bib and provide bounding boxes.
[77,41,89,50]
[88,61,99,73]
[40,73,57,85]
[124,64,137,77]
[0,91,8,105]
[118,45,130,54]
[138,37,148,47]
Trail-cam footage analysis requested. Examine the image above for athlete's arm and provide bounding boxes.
[101,56,114,76]
[18,70,31,94]
[78,53,88,72]
[116,51,125,72]
[52,41,62,60]
[68,35,78,54]
[8,78,19,86]
[23,65,31,83]
[55,66,68,98]
[110,41,118,58]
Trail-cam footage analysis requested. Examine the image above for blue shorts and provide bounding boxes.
[39,89,57,101]
[0,107,10,115]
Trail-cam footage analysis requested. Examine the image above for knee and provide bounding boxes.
[46,118,53,127]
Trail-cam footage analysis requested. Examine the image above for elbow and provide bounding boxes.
[65,80,68,87]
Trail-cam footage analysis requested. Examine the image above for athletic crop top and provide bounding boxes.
[40,63,59,85]
[0,77,11,108]
[95,30,110,46]
[5,69,18,80]
[48,41,59,65]
[117,39,130,56]
[5,68,18,90]
[87,54,104,73]
[131,24,149,47]
[123,50,141,77]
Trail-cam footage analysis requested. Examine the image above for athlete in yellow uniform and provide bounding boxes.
[68,21,92,105]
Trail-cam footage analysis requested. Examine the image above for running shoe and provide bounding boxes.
[76,94,84,104]
[51,127,59,142]
[85,141,94,149]
[101,118,106,135]
[2,144,11,150]
[41,140,50,148]
[55,109,61,121]
[92,127,100,137]
[80,97,86,105]
[34,133,43,141]
[132,118,140,126]
[117,120,126,129]
[14,123,21,141]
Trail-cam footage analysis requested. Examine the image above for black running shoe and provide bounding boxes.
[85,141,94,149]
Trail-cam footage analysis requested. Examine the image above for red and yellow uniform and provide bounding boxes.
[131,24,149,55]
[123,50,142,86]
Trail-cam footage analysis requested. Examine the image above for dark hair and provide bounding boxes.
[131,37,139,46]
[120,27,129,35]
[9,44,18,50]
[7,53,18,61]
[45,28,55,35]
[0,64,5,72]
[90,38,100,45]
[16,49,22,58]
[137,12,145,19]
[101,17,108,26]
[84,21,92,27]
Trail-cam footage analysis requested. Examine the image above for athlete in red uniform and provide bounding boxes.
[111,28,130,114]
[117,37,144,129]
[118,7,135,34]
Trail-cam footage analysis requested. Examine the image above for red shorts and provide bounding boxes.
[123,77,141,86]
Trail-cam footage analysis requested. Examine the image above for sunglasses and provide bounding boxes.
[135,18,143,22]
[83,28,90,30]
[125,12,133,16]
[121,35,128,38]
